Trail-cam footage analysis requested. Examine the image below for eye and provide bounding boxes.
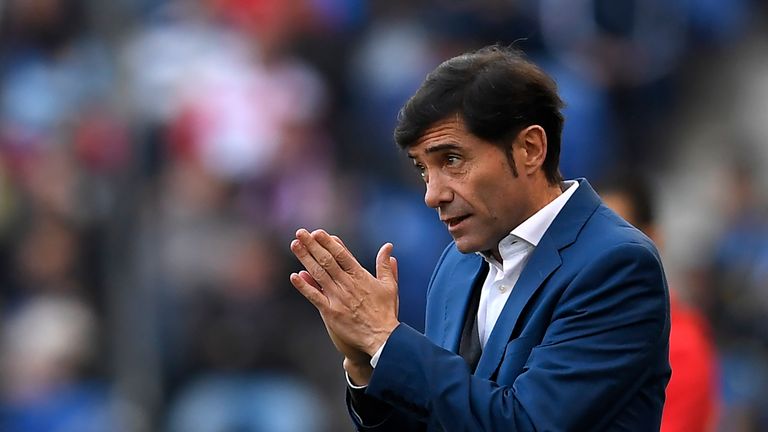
[445,154,462,167]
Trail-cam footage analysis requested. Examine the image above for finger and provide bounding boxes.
[299,270,322,291]
[331,235,347,249]
[297,229,345,278]
[315,230,361,274]
[296,229,354,290]
[290,272,329,310]
[290,237,338,294]
[330,235,362,275]
[375,243,396,283]
[305,229,360,276]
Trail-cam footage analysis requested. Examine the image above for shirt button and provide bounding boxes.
[499,285,508,292]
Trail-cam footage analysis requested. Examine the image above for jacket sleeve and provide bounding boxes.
[345,387,427,432]
[363,242,670,432]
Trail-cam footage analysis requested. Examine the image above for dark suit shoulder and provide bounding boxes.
[551,202,667,301]
[577,203,661,258]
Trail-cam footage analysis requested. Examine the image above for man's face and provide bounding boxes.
[408,116,536,254]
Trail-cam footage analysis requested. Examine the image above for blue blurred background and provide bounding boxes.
[0,0,767,431]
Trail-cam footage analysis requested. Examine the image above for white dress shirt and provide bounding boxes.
[476,180,578,347]
[349,180,579,384]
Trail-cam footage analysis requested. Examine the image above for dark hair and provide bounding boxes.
[394,45,565,184]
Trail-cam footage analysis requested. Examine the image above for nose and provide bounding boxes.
[424,173,453,209]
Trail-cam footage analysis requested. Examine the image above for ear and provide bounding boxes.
[517,125,547,176]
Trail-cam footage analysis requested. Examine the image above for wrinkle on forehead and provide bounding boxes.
[409,116,467,157]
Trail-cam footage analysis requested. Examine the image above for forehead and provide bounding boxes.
[407,116,478,157]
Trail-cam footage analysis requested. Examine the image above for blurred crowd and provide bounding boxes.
[0,0,766,431]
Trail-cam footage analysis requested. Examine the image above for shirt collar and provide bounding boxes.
[511,180,579,247]
[478,180,579,264]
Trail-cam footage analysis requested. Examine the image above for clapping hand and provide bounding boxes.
[289,229,400,382]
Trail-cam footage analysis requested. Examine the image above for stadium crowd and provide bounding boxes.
[0,0,767,430]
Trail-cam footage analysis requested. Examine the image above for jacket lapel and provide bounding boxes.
[441,255,486,352]
[474,233,561,378]
[473,178,602,379]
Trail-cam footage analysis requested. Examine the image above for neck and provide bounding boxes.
[489,180,565,261]
[544,179,566,201]
[529,180,564,215]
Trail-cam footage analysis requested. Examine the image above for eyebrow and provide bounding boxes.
[408,143,461,158]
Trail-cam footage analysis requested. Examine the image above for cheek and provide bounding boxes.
[470,179,509,217]
[455,157,516,216]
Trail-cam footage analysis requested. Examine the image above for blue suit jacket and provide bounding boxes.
[348,179,671,432]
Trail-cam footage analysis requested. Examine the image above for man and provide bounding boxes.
[289,45,670,431]
[600,178,719,432]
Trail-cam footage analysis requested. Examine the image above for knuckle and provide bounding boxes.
[332,249,346,262]
[310,292,324,306]
[310,263,326,278]
[318,255,333,269]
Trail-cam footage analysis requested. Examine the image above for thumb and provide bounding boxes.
[375,243,396,282]
[390,256,398,283]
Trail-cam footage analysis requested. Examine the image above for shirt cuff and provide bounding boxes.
[344,341,387,390]
[345,370,368,390]
[370,341,386,368]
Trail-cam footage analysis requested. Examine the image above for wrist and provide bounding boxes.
[365,321,399,357]
[345,351,370,366]
[344,357,373,386]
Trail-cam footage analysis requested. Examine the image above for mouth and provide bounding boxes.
[442,215,471,231]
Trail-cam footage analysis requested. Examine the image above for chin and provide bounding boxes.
[453,238,481,254]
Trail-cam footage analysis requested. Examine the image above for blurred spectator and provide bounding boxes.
[166,374,326,432]
[600,177,720,432]
[344,13,440,175]
[161,226,332,432]
[2,214,86,306]
[0,0,113,147]
[0,296,113,432]
[707,162,768,431]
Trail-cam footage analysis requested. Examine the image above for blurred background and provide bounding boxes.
[0,0,766,431]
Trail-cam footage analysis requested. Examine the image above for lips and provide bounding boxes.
[442,215,470,229]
